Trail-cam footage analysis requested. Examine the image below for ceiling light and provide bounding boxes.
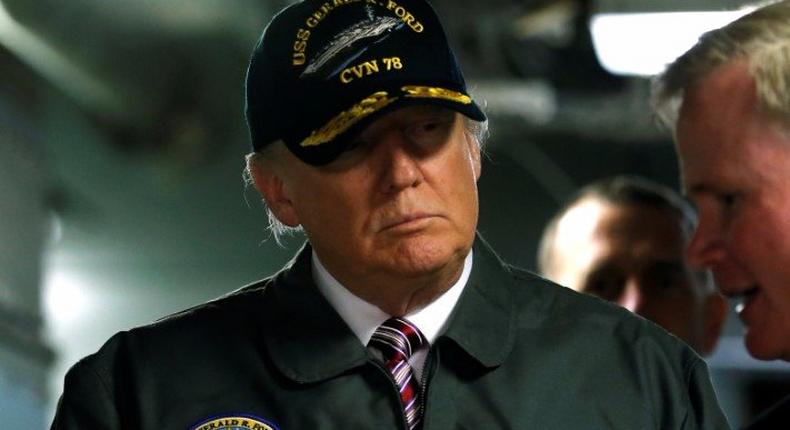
[589,10,753,76]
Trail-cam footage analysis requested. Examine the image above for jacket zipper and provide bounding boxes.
[418,347,435,430]
[370,346,436,430]
[371,359,410,430]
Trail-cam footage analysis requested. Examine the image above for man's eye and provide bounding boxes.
[415,121,442,133]
[324,138,371,170]
[412,119,447,135]
[719,193,740,208]
[407,119,452,148]
[583,275,623,300]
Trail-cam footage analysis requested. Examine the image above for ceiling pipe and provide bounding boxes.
[0,0,127,118]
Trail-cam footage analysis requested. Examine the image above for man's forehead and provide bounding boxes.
[596,204,684,244]
[679,60,756,125]
[557,198,607,241]
[675,63,755,192]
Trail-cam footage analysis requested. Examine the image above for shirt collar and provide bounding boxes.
[312,249,474,346]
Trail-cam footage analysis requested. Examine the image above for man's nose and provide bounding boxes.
[618,279,642,313]
[378,133,423,194]
[686,219,725,270]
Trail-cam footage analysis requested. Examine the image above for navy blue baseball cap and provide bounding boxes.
[245,0,486,165]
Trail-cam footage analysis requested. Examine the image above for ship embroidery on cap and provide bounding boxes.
[300,5,404,79]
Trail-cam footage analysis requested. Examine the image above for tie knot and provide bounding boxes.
[369,317,426,361]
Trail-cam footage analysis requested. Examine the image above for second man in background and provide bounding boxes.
[539,175,726,356]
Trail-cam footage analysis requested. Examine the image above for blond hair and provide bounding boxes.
[652,0,790,132]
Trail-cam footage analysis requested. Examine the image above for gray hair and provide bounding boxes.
[243,144,301,246]
[651,0,790,133]
[244,115,489,246]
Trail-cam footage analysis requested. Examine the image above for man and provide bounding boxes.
[538,176,726,356]
[52,1,730,428]
[652,1,790,427]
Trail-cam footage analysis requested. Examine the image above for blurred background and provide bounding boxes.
[1,0,788,427]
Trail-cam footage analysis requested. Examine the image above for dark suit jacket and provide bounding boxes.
[52,236,730,429]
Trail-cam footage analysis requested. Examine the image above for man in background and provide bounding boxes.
[538,175,726,356]
[652,0,790,427]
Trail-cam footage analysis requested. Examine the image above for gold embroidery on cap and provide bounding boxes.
[401,86,472,104]
[385,0,424,32]
[300,91,398,147]
[190,416,276,430]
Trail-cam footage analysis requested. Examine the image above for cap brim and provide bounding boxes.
[286,92,486,166]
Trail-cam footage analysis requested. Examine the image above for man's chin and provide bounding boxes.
[384,253,456,278]
[381,241,468,276]
[744,328,789,362]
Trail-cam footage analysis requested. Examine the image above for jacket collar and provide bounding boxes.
[263,243,370,384]
[441,234,517,368]
[263,235,517,383]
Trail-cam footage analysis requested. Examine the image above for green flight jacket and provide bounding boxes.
[52,237,730,429]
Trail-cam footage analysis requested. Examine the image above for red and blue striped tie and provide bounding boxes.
[369,317,427,430]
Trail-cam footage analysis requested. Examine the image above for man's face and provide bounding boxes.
[550,199,713,353]
[676,60,790,361]
[267,106,481,305]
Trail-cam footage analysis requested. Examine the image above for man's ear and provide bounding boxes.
[701,292,727,356]
[466,132,482,181]
[248,156,301,227]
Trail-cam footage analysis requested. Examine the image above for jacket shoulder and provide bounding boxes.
[503,263,699,364]
[74,277,274,377]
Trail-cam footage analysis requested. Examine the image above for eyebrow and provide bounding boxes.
[684,183,715,198]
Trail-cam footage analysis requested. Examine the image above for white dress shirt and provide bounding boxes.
[312,250,473,381]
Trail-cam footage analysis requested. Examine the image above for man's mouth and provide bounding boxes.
[733,285,760,315]
[379,212,436,231]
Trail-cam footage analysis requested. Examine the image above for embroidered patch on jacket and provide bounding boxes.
[189,414,279,430]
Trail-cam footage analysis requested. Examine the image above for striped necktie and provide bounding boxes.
[369,317,427,430]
